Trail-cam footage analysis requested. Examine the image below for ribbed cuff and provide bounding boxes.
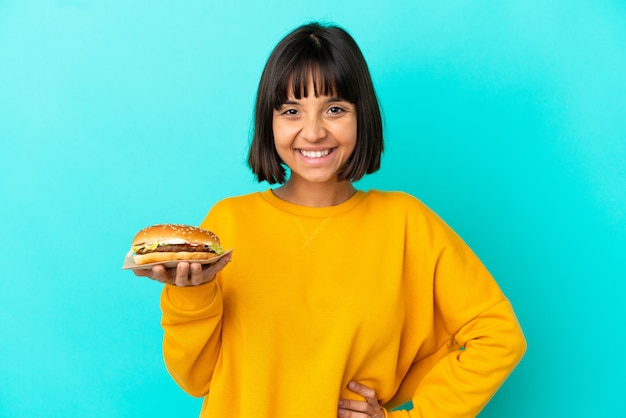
[162,281,219,311]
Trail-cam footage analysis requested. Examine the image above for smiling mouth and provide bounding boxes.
[297,148,334,158]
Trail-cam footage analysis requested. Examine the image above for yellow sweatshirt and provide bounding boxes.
[160,189,526,417]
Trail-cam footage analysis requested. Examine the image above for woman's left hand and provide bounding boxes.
[337,380,385,418]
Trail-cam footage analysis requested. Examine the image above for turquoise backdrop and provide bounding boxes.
[1,1,624,417]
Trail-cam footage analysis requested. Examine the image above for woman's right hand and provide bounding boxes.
[133,251,232,287]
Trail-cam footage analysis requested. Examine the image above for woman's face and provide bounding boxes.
[272,80,357,188]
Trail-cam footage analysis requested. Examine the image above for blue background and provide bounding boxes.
[1,1,625,417]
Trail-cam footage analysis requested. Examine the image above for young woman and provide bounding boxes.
[135,22,526,418]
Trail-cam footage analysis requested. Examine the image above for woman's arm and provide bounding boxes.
[160,279,225,397]
[145,255,231,397]
[401,300,526,417]
[388,199,527,417]
[401,222,526,417]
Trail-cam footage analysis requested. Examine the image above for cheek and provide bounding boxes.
[343,125,358,152]
[272,120,291,146]
[272,131,289,152]
[272,126,291,161]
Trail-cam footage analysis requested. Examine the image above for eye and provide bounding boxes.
[328,106,345,114]
[277,107,298,116]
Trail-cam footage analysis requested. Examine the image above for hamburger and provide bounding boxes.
[130,224,225,265]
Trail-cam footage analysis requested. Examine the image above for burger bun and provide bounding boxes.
[130,223,224,266]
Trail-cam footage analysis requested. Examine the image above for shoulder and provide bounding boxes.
[201,191,264,224]
[210,191,263,211]
[364,189,432,213]
[363,189,452,233]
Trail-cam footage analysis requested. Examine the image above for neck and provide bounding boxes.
[273,179,357,207]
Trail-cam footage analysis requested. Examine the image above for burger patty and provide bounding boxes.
[136,244,215,255]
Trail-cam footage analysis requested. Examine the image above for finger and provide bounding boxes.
[133,268,152,277]
[189,262,205,286]
[174,262,191,287]
[344,381,384,417]
[151,264,170,283]
[201,252,233,281]
[210,252,233,272]
[347,381,376,402]
[337,398,369,414]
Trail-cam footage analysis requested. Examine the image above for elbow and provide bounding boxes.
[496,300,528,367]
[184,386,210,399]
[174,378,211,399]
[503,318,527,370]
[165,364,211,398]
[514,325,527,363]
[484,301,528,371]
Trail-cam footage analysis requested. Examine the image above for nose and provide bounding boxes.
[300,114,326,142]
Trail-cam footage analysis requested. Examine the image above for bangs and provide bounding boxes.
[271,44,357,108]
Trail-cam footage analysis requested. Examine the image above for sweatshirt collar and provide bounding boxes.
[261,188,367,218]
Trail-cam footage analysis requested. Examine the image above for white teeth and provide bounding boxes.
[300,149,331,158]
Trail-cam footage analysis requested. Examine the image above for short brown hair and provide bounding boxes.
[248,22,384,184]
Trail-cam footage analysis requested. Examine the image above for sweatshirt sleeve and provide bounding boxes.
[390,204,527,417]
[391,301,526,417]
[160,280,224,397]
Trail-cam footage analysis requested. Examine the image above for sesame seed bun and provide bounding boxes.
[131,224,224,265]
